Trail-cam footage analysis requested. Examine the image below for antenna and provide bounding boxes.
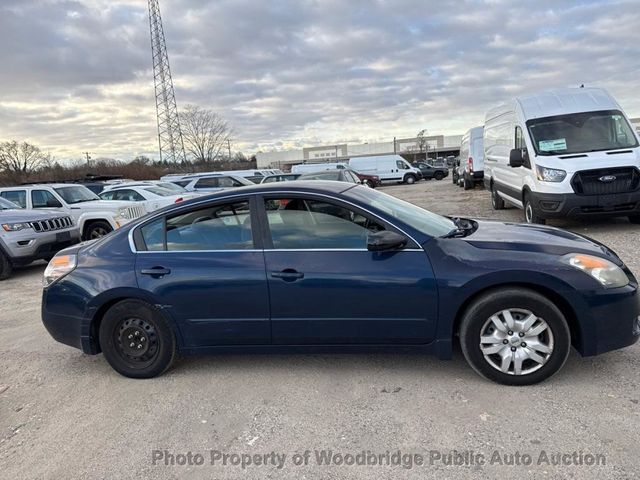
[148,0,187,165]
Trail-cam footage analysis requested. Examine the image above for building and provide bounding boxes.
[256,134,463,169]
[631,117,640,133]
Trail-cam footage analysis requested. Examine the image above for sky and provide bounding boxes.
[0,0,639,163]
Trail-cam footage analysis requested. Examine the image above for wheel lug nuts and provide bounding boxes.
[503,339,508,344]
[508,331,513,335]
[129,342,135,347]
[519,332,525,337]
[128,334,133,339]
[134,331,139,336]
[521,342,526,347]
[511,346,517,352]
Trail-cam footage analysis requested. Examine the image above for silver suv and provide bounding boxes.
[0,197,80,280]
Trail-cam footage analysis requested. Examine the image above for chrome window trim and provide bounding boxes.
[128,189,423,253]
[136,248,425,254]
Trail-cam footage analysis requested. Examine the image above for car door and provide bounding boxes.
[259,194,438,345]
[134,197,270,347]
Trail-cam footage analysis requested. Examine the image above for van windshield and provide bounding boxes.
[527,110,639,156]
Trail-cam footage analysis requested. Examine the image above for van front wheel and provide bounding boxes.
[524,194,546,225]
[404,174,416,185]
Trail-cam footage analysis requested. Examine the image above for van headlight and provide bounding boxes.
[561,253,628,288]
[536,165,566,182]
[43,254,77,287]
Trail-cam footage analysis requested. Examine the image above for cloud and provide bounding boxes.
[0,0,638,161]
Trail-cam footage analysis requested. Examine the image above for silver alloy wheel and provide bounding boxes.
[479,308,554,376]
[525,202,533,223]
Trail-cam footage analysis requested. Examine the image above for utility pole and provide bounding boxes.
[393,137,397,154]
[227,139,232,160]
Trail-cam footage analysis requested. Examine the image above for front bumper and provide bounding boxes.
[530,190,640,219]
[2,228,81,265]
[573,279,640,357]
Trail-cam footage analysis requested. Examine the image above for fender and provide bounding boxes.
[76,212,119,232]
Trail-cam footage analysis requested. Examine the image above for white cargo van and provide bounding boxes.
[483,87,640,224]
[290,163,348,174]
[348,155,422,184]
[460,126,484,190]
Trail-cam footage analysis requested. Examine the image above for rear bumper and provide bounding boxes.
[530,190,640,219]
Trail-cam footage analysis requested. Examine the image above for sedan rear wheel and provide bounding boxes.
[99,299,176,378]
[459,288,570,385]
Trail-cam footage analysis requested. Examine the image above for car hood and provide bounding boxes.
[0,209,69,223]
[463,220,622,264]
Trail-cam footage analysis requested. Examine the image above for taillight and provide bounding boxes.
[468,157,474,172]
[175,197,184,203]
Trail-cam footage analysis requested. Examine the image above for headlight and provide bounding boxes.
[562,253,628,288]
[2,222,31,232]
[536,165,567,182]
[43,254,77,287]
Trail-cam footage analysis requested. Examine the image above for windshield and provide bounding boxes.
[144,187,175,197]
[346,186,455,238]
[0,197,19,209]
[527,109,639,156]
[54,186,100,204]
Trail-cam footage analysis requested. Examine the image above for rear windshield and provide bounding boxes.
[527,109,639,156]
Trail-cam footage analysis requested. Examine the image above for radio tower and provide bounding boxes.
[148,0,187,165]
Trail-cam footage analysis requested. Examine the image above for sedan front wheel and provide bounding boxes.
[459,288,570,385]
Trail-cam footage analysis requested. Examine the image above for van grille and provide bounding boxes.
[571,167,640,195]
[121,205,146,220]
[30,216,74,232]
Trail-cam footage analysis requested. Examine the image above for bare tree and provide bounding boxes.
[0,141,51,177]
[416,129,429,153]
[180,105,232,164]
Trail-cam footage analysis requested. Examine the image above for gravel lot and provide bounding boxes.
[1,179,639,479]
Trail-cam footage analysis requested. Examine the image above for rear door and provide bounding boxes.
[259,194,438,345]
[134,197,270,347]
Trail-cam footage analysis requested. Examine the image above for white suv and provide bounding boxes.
[0,184,147,240]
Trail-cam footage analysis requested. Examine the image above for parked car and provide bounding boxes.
[0,197,79,280]
[41,182,639,384]
[0,184,146,240]
[291,163,348,175]
[484,87,640,224]
[298,169,361,184]
[349,155,422,184]
[412,162,449,181]
[99,185,200,212]
[181,175,254,193]
[260,174,301,184]
[460,126,485,190]
[351,170,381,188]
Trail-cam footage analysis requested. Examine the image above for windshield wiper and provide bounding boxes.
[441,217,476,238]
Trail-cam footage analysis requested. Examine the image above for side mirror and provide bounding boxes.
[509,148,527,168]
[367,231,408,252]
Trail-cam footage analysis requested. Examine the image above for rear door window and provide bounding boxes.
[0,190,27,208]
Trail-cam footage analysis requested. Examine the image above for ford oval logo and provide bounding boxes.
[598,175,617,183]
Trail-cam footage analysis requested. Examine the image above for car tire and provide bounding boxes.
[404,174,416,185]
[99,299,177,379]
[524,193,546,225]
[363,179,375,188]
[0,250,13,281]
[629,215,640,224]
[463,176,472,190]
[83,220,113,241]
[434,172,444,181]
[459,287,571,385]
[490,185,505,210]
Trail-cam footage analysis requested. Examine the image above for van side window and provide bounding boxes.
[396,160,409,170]
[515,126,526,150]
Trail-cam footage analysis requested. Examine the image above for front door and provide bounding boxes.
[135,198,270,347]
[259,195,438,345]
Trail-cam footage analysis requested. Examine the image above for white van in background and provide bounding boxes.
[290,163,348,174]
[460,126,484,190]
[483,87,640,224]
[348,155,423,184]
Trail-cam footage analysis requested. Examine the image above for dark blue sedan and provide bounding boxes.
[41,181,640,384]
